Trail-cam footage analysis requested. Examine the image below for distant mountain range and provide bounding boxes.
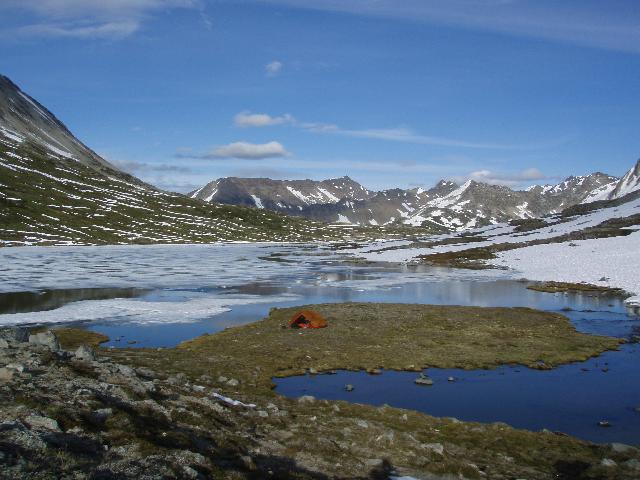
[0,74,347,246]
[190,163,639,230]
[2,72,638,245]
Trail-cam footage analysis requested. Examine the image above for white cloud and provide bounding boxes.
[265,60,283,77]
[452,167,551,187]
[235,110,559,150]
[199,141,291,160]
[234,111,295,128]
[1,0,201,39]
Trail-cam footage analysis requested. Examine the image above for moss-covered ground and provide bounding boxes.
[46,303,637,479]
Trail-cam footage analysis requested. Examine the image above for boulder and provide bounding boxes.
[28,331,60,351]
[0,367,14,382]
[0,327,29,343]
[610,443,637,454]
[74,345,96,361]
[415,373,434,386]
[24,415,61,432]
[298,395,316,404]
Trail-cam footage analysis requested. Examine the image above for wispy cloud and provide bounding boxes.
[233,111,547,150]
[256,0,640,54]
[1,0,201,39]
[265,60,283,77]
[179,141,291,160]
[111,159,191,174]
[451,167,553,187]
[234,111,295,127]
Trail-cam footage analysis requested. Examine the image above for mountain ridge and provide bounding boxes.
[191,169,625,231]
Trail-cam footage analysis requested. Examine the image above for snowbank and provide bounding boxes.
[491,231,640,306]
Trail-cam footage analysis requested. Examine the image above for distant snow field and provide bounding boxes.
[491,231,640,306]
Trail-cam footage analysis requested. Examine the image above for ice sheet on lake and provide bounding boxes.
[0,293,298,326]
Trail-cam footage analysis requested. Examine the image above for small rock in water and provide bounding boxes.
[344,384,354,392]
[367,368,382,375]
[414,373,433,386]
[308,368,318,375]
[447,376,456,382]
[634,406,640,413]
[598,420,612,428]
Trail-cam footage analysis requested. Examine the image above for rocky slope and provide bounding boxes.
[191,172,620,231]
[0,74,351,246]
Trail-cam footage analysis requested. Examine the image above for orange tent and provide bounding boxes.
[289,310,327,329]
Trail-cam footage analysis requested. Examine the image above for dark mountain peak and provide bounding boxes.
[0,73,116,173]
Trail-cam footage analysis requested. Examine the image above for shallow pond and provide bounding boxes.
[0,243,638,443]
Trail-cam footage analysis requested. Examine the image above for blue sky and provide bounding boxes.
[1,0,639,193]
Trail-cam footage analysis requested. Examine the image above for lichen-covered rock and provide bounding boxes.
[75,344,96,361]
[28,330,60,351]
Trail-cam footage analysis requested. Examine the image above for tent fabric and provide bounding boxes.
[289,310,327,329]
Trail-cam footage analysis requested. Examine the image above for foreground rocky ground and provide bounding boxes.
[1,304,640,479]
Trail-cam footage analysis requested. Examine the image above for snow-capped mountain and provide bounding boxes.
[190,176,372,210]
[608,159,640,200]
[0,74,339,246]
[191,171,621,231]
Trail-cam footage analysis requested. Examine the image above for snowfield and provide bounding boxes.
[353,195,640,304]
[490,231,640,306]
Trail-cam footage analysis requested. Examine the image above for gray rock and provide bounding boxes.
[345,384,354,392]
[1,327,29,343]
[116,364,135,377]
[623,459,640,470]
[28,331,60,351]
[0,338,8,349]
[90,408,113,424]
[257,410,269,418]
[6,363,25,373]
[226,378,239,387]
[297,395,316,404]
[0,367,14,382]
[136,367,157,379]
[24,415,61,431]
[415,373,434,386]
[356,420,369,429]
[217,375,228,384]
[424,442,444,455]
[600,458,617,467]
[75,345,96,361]
[610,442,637,453]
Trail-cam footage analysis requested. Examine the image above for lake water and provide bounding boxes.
[0,243,638,443]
